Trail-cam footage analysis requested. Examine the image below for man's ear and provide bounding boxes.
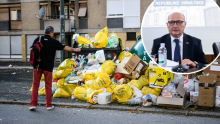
[166,22,169,27]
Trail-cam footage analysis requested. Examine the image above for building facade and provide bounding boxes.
[0,0,154,62]
[1,0,219,62]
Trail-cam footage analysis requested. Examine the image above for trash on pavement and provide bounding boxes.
[98,92,112,104]
[157,78,187,108]
[53,88,71,98]
[116,54,147,80]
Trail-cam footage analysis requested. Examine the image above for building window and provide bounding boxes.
[106,0,140,28]
[127,32,136,41]
[10,10,21,20]
[78,1,87,17]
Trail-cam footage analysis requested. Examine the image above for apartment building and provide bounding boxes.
[0,0,153,62]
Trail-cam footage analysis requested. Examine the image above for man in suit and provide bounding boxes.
[151,12,207,67]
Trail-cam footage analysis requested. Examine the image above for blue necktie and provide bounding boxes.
[174,39,180,62]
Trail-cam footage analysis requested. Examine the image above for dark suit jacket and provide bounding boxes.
[151,33,207,65]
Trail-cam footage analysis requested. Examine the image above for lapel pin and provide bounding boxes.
[186,42,189,44]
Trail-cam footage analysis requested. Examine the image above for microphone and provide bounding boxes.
[172,35,188,72]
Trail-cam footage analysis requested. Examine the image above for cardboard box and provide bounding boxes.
[198,75,217,107]
[116,54,147,80]
[203,62,220,86]
[190,91,198,105]
[148,67,173,88]
[157,78,186,108]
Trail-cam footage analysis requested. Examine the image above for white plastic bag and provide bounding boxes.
[142,94,157,106]
[130,85,143,99]
[72,33,80,42]
[182,79,195,93]
[95,50,106,63]
[127,85,143,105]
[172,74,183,84]
[87,53,99,65]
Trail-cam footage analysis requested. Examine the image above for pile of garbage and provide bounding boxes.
[29,26,220,109]
[72,26,120,49]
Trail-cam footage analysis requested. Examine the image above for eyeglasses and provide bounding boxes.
[168,21,185,26]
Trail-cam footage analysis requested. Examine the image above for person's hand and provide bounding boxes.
[181,59,196,67]
[73,48,81,52]
[30,48,32,51]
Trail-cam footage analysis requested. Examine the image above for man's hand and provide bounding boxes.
[73,48,81,52]
[64,46,81,52]
[181,59,196,67]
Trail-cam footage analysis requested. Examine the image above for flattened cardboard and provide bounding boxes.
[157,96,185,108]
[116,57,130,75]
[123,54,141,74]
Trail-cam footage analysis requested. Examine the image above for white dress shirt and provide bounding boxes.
[170,34,183,61]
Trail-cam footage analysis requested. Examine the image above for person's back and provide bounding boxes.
[33,35,65,72]
[29,26,81,111]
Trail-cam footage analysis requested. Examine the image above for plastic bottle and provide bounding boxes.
[98,92,112,104]
[158,43,167,67]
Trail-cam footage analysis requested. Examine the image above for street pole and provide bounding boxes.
[60,0,65,63]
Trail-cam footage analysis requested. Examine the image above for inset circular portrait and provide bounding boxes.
[141,0,220,74]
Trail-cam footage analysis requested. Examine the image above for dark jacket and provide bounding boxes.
[151,33,207,65]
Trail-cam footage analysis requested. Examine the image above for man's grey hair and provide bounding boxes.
[168,12,185,21]
[45,26,54,34]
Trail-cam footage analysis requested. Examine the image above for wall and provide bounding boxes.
[87,0,107,29]
[44,20,70,33]
[21,2,40,30]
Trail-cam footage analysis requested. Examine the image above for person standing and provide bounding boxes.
[29,26,81,111]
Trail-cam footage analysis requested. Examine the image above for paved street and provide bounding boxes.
[0,104,220,124]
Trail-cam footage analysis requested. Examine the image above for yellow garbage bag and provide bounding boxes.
[57,78,66,88]
[144,68,149,77]
[86,88,104,104]
[53,88,71,98]
[29,86,32,91]
[38,86,46,95]
[117,51,132,62]
[57,59,76,71]
[128,75,149,90]
[141,86,161,97]
[74,86,87,101]
[82,72,96,81]
[53,69,72,79]
[63,83,78,95]
[90,73,111,90]
[106,83,117,102]
[93,26,108,48]
[40,75,45,81]
[78,36,92,45]
[114,85,133,104]
[97,60,116,77]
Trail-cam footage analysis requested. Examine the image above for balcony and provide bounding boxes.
[0,20,22,31]
[40,15,75,33]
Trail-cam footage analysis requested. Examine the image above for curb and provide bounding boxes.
[0,66,58,69]
[1,100,220,118]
